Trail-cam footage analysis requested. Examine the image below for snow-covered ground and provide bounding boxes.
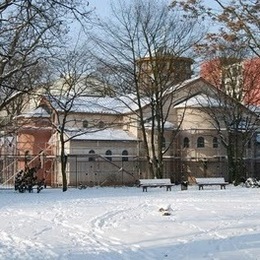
[0,185,259,260]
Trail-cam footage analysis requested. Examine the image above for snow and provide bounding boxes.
[144,119,176,130]
[16,107,50,118]
[175,93,221,108]
[0,185,260,259]
[68,128,139,141]
[48,95,145,114]
[47,78,206,115]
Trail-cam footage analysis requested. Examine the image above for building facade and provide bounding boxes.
[6,77,260,187]
[1,52,260,187]
[200,57,260,105]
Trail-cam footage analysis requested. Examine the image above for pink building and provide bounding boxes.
[200,57,260,105]
[16,107,55,186]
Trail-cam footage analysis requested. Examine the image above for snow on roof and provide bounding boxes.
[48,77,206,115]
[174,93,221,108]
[66,128,139,141]
[164,121,176,129]
[165,76,201,94]
[0,135,15,145]
[144,119,176,129]
[17,107,50,118]
[229,120,257,132]
[249,105,260,114]
[175,76,201,87]
[49,95,149,114]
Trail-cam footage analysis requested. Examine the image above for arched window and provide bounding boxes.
[98,121,105,128]
[197,137,205,148]
[89,150,95,161]
[105,150,112,161]
[183,137,190,148]
[83,120,88,128]
[122,150,128,161]
[213,137,218,148]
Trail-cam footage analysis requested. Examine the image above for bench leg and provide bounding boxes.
[166,186,171,191]
[199,185,203,190]
[142,186,147,192]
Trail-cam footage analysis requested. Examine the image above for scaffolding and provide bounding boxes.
[0,128,57,189]
[0,134,17,188]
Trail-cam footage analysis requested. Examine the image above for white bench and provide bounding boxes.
[195,177,229,190]
[139,178,174,192]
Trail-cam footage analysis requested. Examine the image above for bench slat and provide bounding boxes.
[139,178,173,192]
[140,179,171,185]
[196,177,226,184]
[195,177,228,190]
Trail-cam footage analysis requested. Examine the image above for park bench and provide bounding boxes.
[195,177,229,190]
[139,178,174,192]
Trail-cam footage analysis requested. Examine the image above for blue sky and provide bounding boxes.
[89,0,174,18]
[89,0,113,18]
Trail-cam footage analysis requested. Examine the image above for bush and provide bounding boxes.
[14,168,45,193]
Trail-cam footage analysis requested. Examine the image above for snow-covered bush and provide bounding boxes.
[244,177,260,188]
[14,168,45,193]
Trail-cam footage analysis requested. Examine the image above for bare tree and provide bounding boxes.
[43,47,113,192]
[199,44,260,184]
[171,0,260,183]
[0,0,92,128]
[171,0,260,57]
[90,0,205,179]
[194,85,260,185]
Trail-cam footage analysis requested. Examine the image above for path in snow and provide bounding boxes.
[0,186,259,259]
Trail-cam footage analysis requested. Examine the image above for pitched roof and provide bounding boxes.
[66,128,139,141]
[48,77,205,115]
[174,93,222,108]
[17,107,50,118]
[48,94,149,114]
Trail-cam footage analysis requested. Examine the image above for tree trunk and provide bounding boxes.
[60,132,68,192]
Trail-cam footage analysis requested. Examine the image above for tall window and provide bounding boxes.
[183,137,190,148]
[105,150,112,161]
[83,120,88,128]
[247,139,251,149]
[122,150,128,161]
[162,137,166,149]
[89,150,95,161]
[197,137,205,148]
[213,137,218,148]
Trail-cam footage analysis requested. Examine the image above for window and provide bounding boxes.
[83,120,88,128]
[213,137,218,148]
[25,150,30,165]
[122,150,128,161]
[89,150,95,161]
[197,137,205,148]
[105,150,112,161]
[98,121,105,128]
[183,137,190,148]
[162,137,166,149]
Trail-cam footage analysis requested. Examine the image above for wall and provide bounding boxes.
[56,139,140,186]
